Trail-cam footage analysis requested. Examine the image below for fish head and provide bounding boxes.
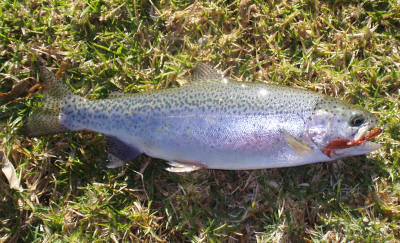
[306,97,381,158]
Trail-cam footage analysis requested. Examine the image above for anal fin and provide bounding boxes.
[165,161,203,173]
[106,136,142,168]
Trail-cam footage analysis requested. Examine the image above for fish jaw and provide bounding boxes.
[348,127,382,147]
[334,141,381,157]
[320,126,382,158]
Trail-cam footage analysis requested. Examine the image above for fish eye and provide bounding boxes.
[350,115,365,127]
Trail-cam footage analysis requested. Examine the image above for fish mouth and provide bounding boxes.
[353,141,381,152]
[348,126,382,147]
[321,126,382,158]
[334,141,381,157]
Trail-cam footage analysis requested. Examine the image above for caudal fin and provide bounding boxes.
[20,56,72,137]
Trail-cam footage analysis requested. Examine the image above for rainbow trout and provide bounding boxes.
[22,61,382,172]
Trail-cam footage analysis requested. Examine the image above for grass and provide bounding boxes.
[0,0,399,242]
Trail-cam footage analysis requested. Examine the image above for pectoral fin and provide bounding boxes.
[105,136,142,168]
[283,131,313,155]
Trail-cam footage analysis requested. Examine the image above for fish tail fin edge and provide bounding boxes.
[20,55,73,137]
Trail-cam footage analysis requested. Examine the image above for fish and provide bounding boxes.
[21,57,382,172]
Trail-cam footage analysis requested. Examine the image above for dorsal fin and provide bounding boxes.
[191,63,228,83]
